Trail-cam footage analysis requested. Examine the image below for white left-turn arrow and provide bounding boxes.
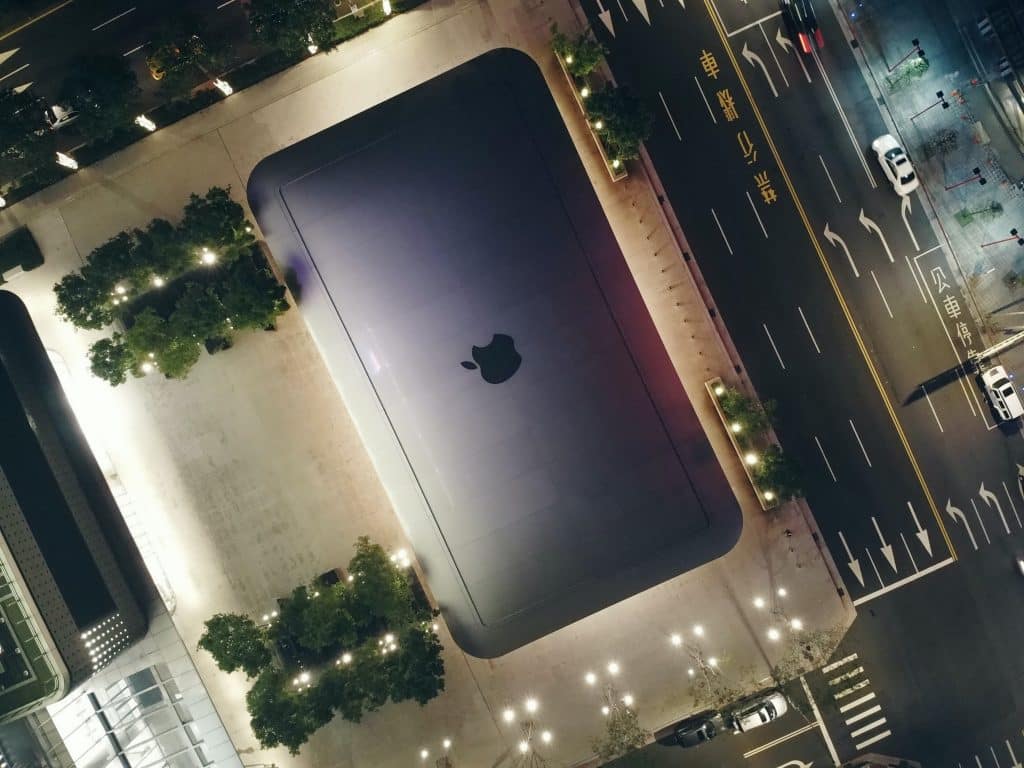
[980,481,1011,534]
[775,28,793,52]
[872,516,897,572]
[859,209,894,263]
[742,42,778,97]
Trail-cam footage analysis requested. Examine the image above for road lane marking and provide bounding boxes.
[759,23,789,88]
[905,254,927,302]
[701,0,957,563]
[725,10,781,37]
[818,154,842,203]
[855,729,892,750]
[991,746,1002,768]
[0,63,29,82]
[971,499,992,544]
[851,556,955,605]
[850,717,887,738]
[746,190,768,237]
[92,6,135,31]
[839,691,874,712]
[799,676,841,766]
[870,270,893,318]
[217,0,238,6]
[0,0,73,42]
[710,208,732,253]
[900,532,919,572]
[822,653,858,674]
[693,75,717,123]
[814,435,837,481]
[798,306,820,353]
[901,194,920,251]
[846,704,882,724]
[828,666,864,685]
[658,91,682,141]
[123,42,146,56]
[921,386,943,432]
[866,549,884,587]
[849,419,872,466]
[741,722,817,757]
[763,323,785,369]
[1002,481,1022,527]
[834,679,871,699]
[811,47,877,187]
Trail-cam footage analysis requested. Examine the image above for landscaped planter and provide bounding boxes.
[555,56,628,183]
[706,376,779,511]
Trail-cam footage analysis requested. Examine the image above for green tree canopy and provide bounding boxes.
[54,272,114,329]
[58,54,140,140]
[247,668,325,755]
[386,625,445,705]
[347,537,418,632]
[753,444,802,501]
[247,0,337,54]
[88,334,135,385]
[171,283,230,341]
[298,585,358,652]
[550,24,605,78]
[199,613,273,677]
[219,256,288,330]
[0,87,54,186]
[179,187,255,262]
[586,85,653,163]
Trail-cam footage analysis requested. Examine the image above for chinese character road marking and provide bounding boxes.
[755,171,777,205]
[737,130,757,164]
[942,294,962,320]
[956,321,973,348]
[930,265,950,293]
[717,88,738,122]
[699,49,720,79]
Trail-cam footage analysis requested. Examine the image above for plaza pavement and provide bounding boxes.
[0,0,852,765]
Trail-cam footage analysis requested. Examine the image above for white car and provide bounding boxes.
[727,691,788,733]
[982,365,1024,422]
[871,134,920,196]
[44,104,78,131]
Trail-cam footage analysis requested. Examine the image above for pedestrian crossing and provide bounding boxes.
[822,652,892,752]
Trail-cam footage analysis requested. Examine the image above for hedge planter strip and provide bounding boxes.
[706,377,779,511]
[556,53,628,183]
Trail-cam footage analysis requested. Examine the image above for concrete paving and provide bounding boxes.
[0,0,850,765]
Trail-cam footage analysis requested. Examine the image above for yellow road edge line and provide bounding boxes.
[701,0,957,562]
[0,0,74,43]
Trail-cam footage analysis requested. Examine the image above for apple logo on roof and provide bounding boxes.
[461,333,521,384]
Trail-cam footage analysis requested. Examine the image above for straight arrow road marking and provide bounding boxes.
[837,532,864,586]
[595,0,615,36]
[1005,739,1021,768]
[628,0,651,24]
[979,481,1011,534]
[872,516,897,572]
[859,209,894,262]
[0,48,19,68]
[907,501,933,556]
[947,499,978,550]
[823,222,858,277]
[741,42,778,97]
[901,194,920,251]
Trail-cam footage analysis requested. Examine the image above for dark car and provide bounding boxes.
[780,0,812,53]
[675,718,717,748]
[797,0,825,49]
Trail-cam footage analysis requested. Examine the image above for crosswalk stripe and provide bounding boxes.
[839,692,876,713]
[822,652,858,673]
[851,717,887,738]
[846,704,882,725]
[828,666,864,686]
[834,679,870,699]
[855,729,892,750]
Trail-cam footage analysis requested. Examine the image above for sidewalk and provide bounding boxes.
[833,0,1024,341]
[0,0,850,765]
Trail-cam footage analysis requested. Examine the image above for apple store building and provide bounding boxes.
[248,49,743,657]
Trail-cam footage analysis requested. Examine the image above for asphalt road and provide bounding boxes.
[0,0,251,108]
[579,0,1024,762]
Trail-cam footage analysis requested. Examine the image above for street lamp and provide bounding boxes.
[888,38,924,72]
[944,167,986,191]
[909,90,949,120]
[981,228,1024,248]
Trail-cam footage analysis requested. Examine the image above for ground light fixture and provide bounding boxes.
[744,451,759,466]
[213,78,233,96]
[134,115,157,132]
[593,119,604,130]
[767,627,781,641]
[790,618,804,631]
[606,660,620,676]
[0,196,7,209]
[564,54,574,65]
[56,151,78,170]
[152,275,166,287]
[199,247,217,265]
[584,671,598,684]
[714,384,725,396]
[383,0,393,14]
[611,159,621,169]
[763,490,776,501]
[580,86,590,98]
[307,34,319,54]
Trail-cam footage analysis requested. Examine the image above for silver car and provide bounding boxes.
[727,691,788,732]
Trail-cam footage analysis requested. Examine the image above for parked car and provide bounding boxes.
[44,104,78,130]
[675,717,717,747]
[871,134,920,196]
[727,691,788,732]
[981,365,1024,422]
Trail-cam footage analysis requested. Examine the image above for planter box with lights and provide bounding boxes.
[555,55,627,183]
[706,377,779,511]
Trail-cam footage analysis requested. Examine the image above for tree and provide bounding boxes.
[717,387,775,441]
[147,14,226,98]
[752,445,802,500]
[247,0,337,54]
[88,334,135,385]
[124,308,202,379]
[246,667,325,754]
[54,272,114,329]
[591,685,650,761]
[199,613,273,677]
[179,187,255,262]
[586,85,653,163]
[347,537,417,633]
[58,54,140,139]
[132,218,192,279]
[298,584,357,652]
[171,282,230,342]
[386,625,445,705]
[219,256,289,330]
[770,624,845,683]
[550,24,605,78]
[81,231,138,291]
[689,660,745,711]
[0,87,54,185]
